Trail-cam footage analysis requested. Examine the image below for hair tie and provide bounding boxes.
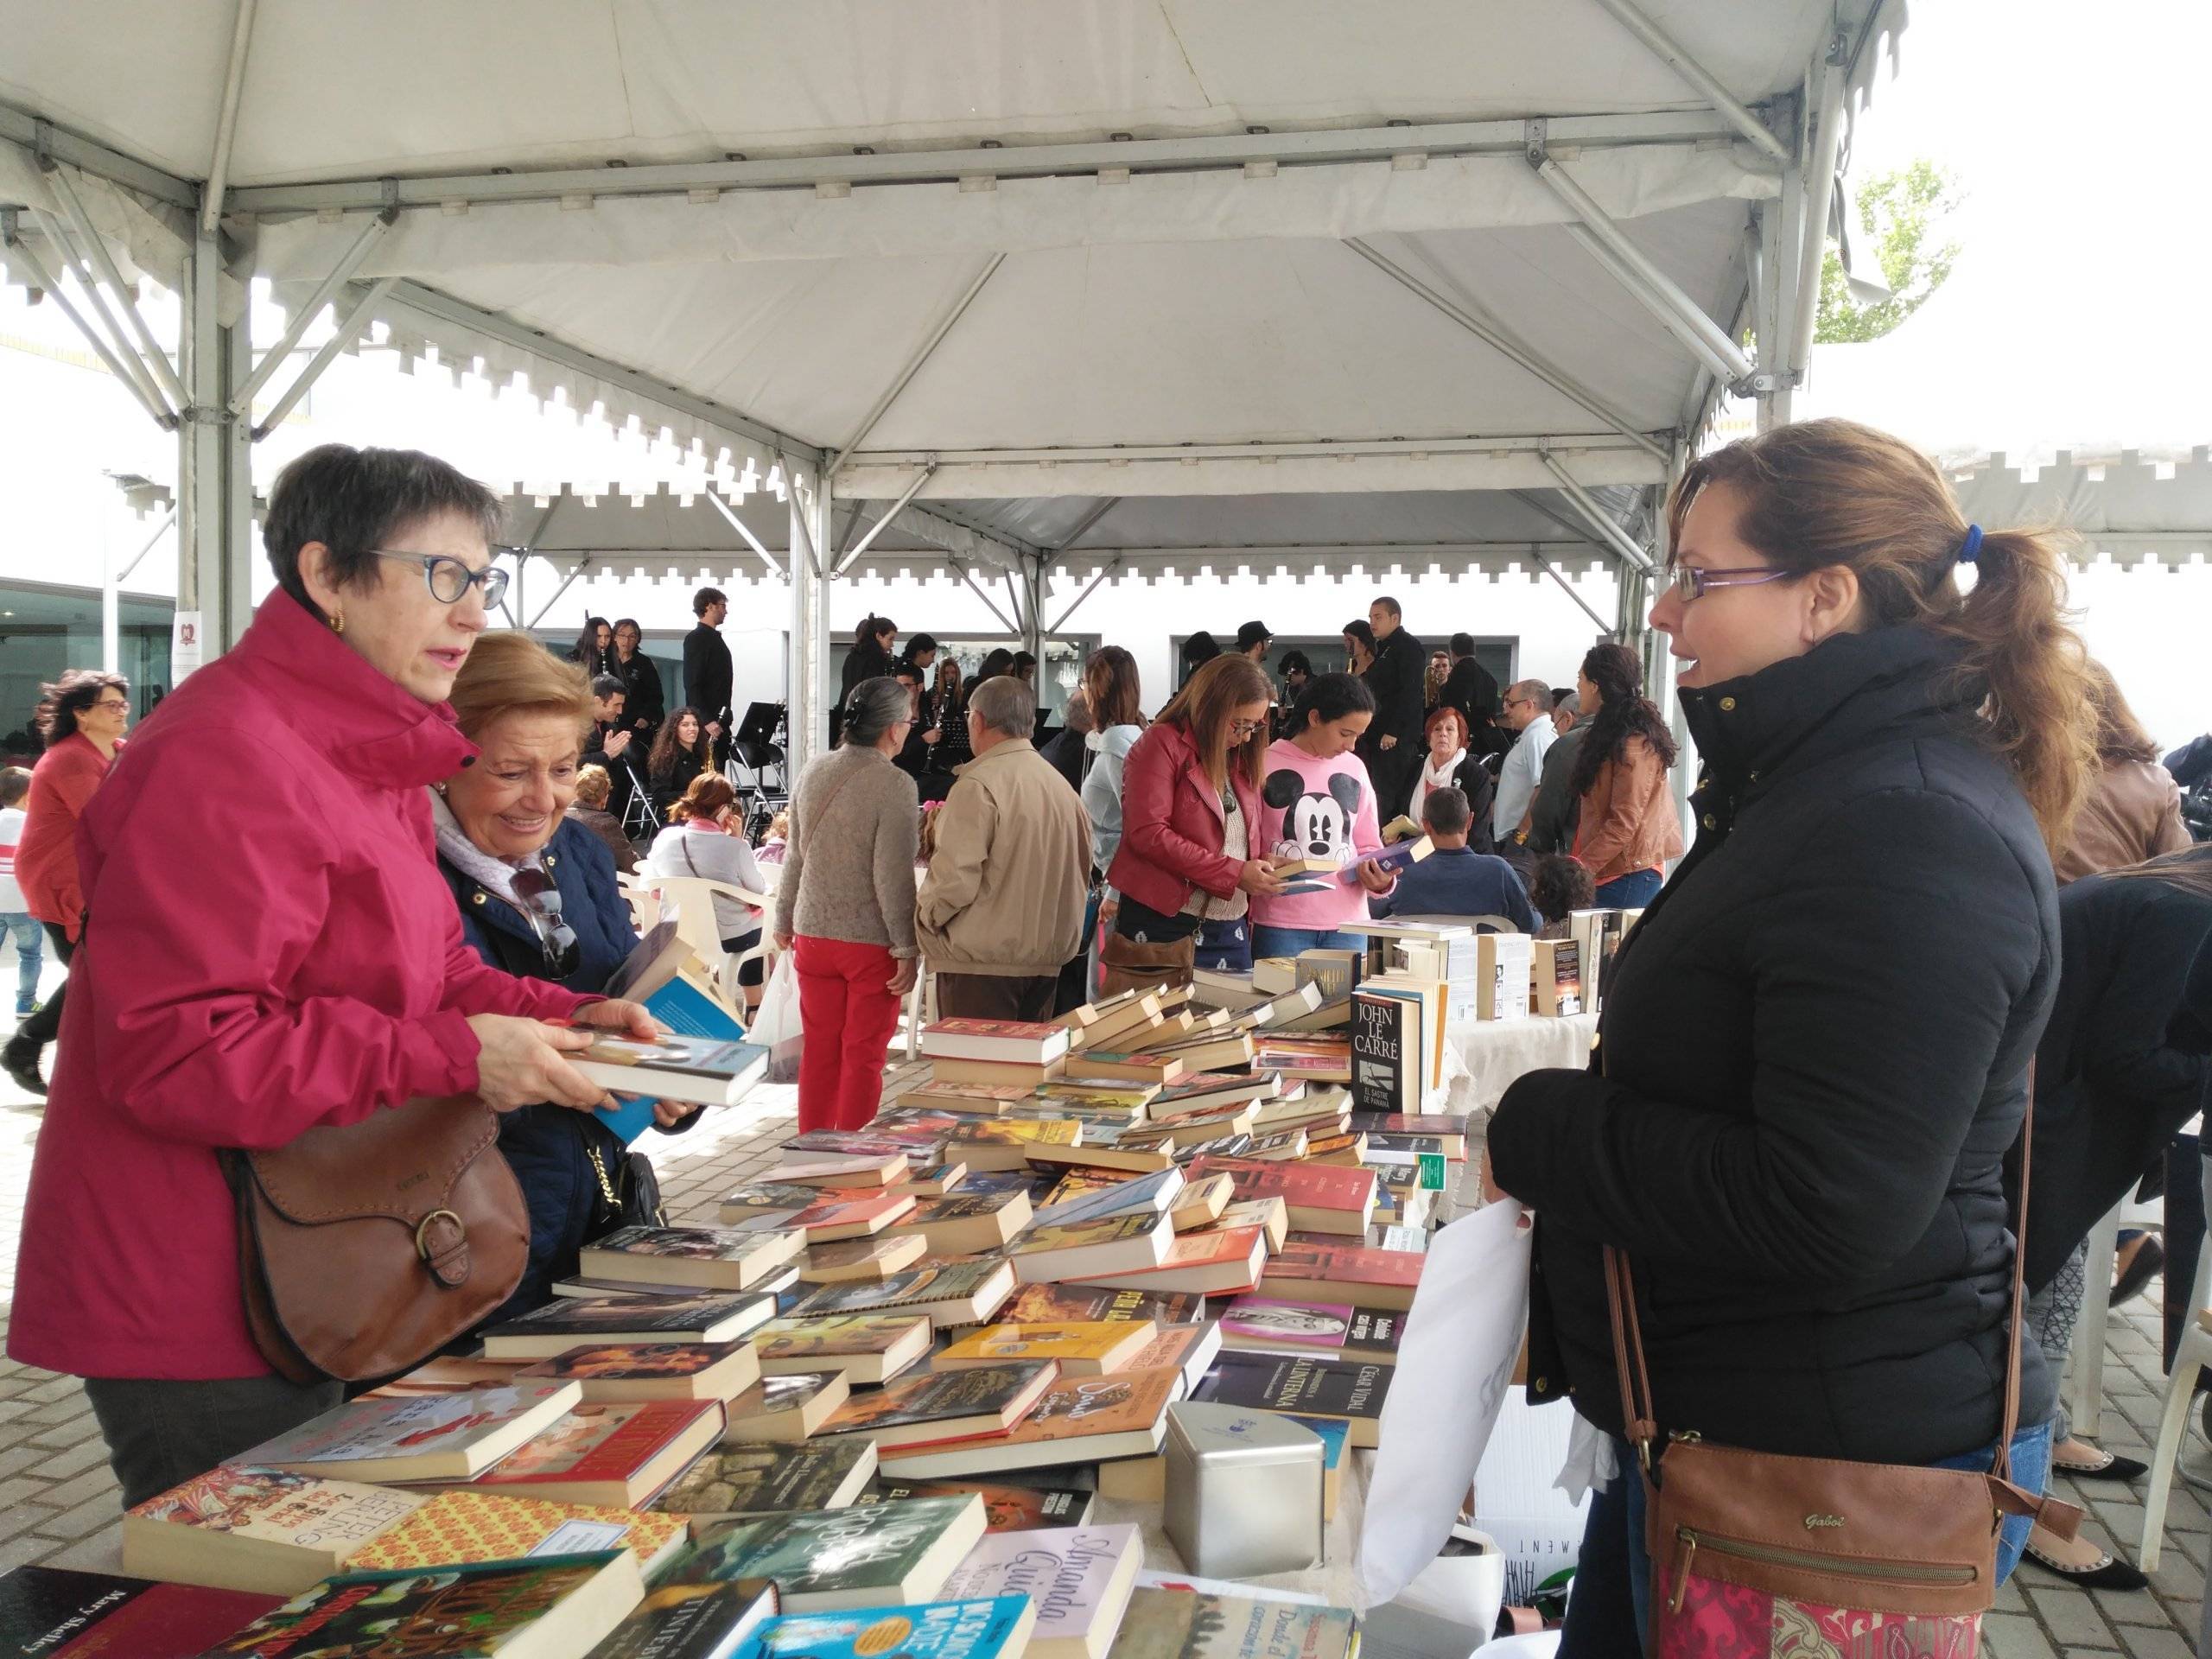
[1957,524,1985,566]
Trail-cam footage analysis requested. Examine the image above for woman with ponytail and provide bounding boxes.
[1567,642,1681,906]
[1487,418,2098,1649]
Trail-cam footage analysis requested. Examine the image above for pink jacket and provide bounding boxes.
[10,596,588,1381]
[16,733,118,938]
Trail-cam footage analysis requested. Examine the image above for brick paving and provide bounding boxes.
[0,1029,2202,1650]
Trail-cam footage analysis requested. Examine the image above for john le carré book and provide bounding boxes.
[674,1493,988,1611]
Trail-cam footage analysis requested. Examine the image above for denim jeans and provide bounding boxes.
[1194,917,1252,973]
[0,912,39,1014]
[1251,925,1365,960]
[1560,1423,2050,1656]
[1593,868,1664,908]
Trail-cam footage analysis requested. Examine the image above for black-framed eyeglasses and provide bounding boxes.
[90,696,130,713]
[1666,563,1795,603]
[366,548,513,607]
[510,867,581,977]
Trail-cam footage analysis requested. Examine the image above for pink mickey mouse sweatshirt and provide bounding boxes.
[1248,738,1386,931]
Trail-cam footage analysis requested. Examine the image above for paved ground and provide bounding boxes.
[0,1011,2202,1653]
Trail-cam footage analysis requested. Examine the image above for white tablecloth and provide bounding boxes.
[1442,1014,1600,1117]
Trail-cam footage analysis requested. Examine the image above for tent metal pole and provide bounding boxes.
[229,211,395,415]
[787,467,823,578]
[1559,220,1750,391]
[0,217,177,432]
[1022,561,1046,658]
[1528,141,1755,386]
[1788,41,1849,383]
[29,207,178,423]
[1342,238,1669,462]
[828,254,1005,475]
[526,558,591,629]
[251,275,396,439]
[178,225,254,654]
[706,488,786,579]
[1047,557,1123,634]
[43,166,188,408]
[116,507,177,582]
[1588,0,1790,166]
[950,564,1020,635]
[1002,571,1027,636]
[787,476,830,777]
[0,101,197,210]
[1522,543,1612,635]
[200,0,258,235]
[834,467,935,577]
[1538,452,1656,575]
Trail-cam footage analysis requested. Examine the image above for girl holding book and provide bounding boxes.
[1249,672,1395,958]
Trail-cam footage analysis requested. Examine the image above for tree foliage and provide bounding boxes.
[1815,159,1965,344]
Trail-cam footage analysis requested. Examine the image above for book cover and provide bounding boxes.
[1183,1158,1375,1219]
[818,1362,1060,1446]
[923,1019,1073,1058]
[795,1193,925,1249]
[581,1224,804,1290]
[344,1491,689,1576]
[722,1373,850,1442]
[1106,1586,1357,1659]
[787,1260,1015,1327]
[889,1190,1035,1253]
[675,1496,987,1611]
[206,1552,643,1659]
[1001,1285,1204,1327]
[654,1438,880,1517]
[880,1370,1184,1476]
[237,1384,582,1483]
[775,1152,910,1188]
[1531,938,1584,1017]
[122,1466,428,1597]
[484,1292,774,1352]
[1010,1212,1170,1278]
[937,1322,1155,1376]
[578,1034,771,1107]
[590,1580,780,1659]
[1217,1297,1360,1353]
[0,1564,277,1658]
[1473,932,1533,1022]
[939,1523,1144,1659]
[718,1179,829,1217]
[1116,1321,1224,1393]
[513,1341,759,1402]
[754,1314,932,1383]
[899,1082,1045,1116]
[802,1234,930,1283]
[1066,1227,1265,1296]
[947,1118,1084,1149]
[862,1480,1094,1533]
[469,1400,726,1502]
[1194,1356,1393,1447]
[1263,1239,1422,1295]
[1030,1166,1185,1230]
[1349,991,1419,1116]
[751,1596,1036,1659]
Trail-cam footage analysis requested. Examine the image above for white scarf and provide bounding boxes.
[1411,747,1466,822]
[429,788,543,907]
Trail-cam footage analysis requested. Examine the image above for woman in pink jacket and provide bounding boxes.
[9,444,655,1508]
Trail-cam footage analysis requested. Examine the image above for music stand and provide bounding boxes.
[727,702,788,836]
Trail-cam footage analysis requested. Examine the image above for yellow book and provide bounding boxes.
[345,1489,690,1577]
[935,1320,1159,1376]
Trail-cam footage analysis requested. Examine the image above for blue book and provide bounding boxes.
[597,963,752,1142]
[744,1597,1036,1659]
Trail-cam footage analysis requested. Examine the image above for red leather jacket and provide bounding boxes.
[1105,719,1262,918]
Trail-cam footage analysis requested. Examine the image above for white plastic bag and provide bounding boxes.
[1355,1199,1534,1611]
[753,949,805,1083]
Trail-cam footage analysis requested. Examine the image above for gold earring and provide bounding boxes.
[328,612,346,635]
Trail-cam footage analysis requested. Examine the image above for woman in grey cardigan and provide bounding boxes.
[772,677,919,1132]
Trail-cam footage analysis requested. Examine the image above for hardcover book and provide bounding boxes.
[674,1495,988,1611]
[876,1368,1185,1478]
[451,1400,729,1508]
[787,1260,1018,1329]
[207,1551,645,1659]
[939,1522,1145,1659]
[343,1491,690,1577]
[0,1564,277,1658]
[237,1383,583,1484]
[1000,1284,1205,1327]
[752,1314,934,1384]
[750,1596,1036,1659]
[513,1341,760,1403]
[1193,1355,1393,1448]
[721,1373,852,1443]
[936,1321,1157,1376]
[1104,1586,1357,1659]
[653,1438,880,1518]
[578,1224,805,1294]
[817,1362,1061,1448]
[122,1467,427,1596]
[861,1478,1095,1533]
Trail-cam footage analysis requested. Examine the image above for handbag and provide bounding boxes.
[1606,1068,2081,1656]
[224,1096,531,1384]
[1098,926,1198,999]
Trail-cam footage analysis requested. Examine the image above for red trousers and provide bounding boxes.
[793,936,904,1132]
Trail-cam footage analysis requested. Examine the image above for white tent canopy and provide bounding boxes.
[1,0,1904,766]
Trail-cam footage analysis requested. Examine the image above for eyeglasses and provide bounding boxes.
[509,867,581,977]
[366,548,512,607]
[91,697,129,713]
[1228,717,1265,739]
[1666,563,1795,603]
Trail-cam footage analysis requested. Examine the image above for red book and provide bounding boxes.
[920,1020,1072,1065]
[0,1566,281,1658]
[431,1399,726,1508]
[1260,1239,1424,1311]
[795,1189,919,1242]
[1184,1156,1376,1236]
[1066,1225,1268,1296]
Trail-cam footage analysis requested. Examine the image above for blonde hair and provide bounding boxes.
[764,809,791,842]
[447,631,594,745]
[574,764,613,808]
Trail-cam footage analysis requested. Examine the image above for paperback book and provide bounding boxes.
[789,1261,1018,1330]
[936,1321,1157,1376]
[861,1478,1095,1532]
[122,1466,427,1597]
[1193,1355,1393,1448]
[818,1360,1062,1448]
[1001,1284,1205,1327]
[673,1494,988,1611]
[577,1224,817,1295]
[236,1383,582,1484]
[0,1564,278,1658]
[513,1340,760,1404]
[878,1367,1186,1478]
[653,1438,880,1518]
[439,1399,728,1509]
[938,1522,1145,1659]
[751,1314,934,1384]
[1106,1586,1357,1659]
[748,1595,1037,1659]
[721,1373,851,1443]
[481,1292,776,1358]
[343,1490,690,1577]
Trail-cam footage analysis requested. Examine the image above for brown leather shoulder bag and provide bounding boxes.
[224,1096,529,1383]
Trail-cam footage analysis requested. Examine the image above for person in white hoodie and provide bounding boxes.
[1078,646,1147,995]
[645,772,771,978]
[0,767,39,1018]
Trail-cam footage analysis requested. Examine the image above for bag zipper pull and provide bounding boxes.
[1669,1529,1696,1614]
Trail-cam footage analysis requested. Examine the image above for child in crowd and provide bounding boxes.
[915,800,944,882]
[754,809,791,866]
[1529,853,1596,938]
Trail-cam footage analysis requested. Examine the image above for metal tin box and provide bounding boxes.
[1162,1401,1325,1579]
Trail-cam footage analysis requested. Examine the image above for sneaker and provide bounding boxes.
[1,1040,45,1098]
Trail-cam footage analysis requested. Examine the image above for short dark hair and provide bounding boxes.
[893,662,924,684]
[1279,649,1313,679]
[1013,651,1037,672]
[1296,671,1376,729]
[1420,785,1471,838]
[1373,595,1402,620]
[36,670,128,744]
[694,587,728,616]
[612,616,642,639]
[1550,687,1574,709]
[1530,853,1597,924]
[1449,632,1476,658]
[906,632,938,656]
[263,443,503,622]
[855,613,897,645]
[589,674,625,701]
[0,766,29,809]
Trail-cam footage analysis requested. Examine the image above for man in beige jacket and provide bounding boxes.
[918,675,1092,1020]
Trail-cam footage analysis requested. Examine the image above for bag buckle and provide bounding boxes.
[414,1208,471,1287]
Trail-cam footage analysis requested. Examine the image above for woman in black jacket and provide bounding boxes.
[609,617,664,747]
[569,615,613,678]
[1488,418,2100,1650]
[646,706,712,820]
[841,614,898,705]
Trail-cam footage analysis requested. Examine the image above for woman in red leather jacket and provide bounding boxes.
[1100,655,1287,995]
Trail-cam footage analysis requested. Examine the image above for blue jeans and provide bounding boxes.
[1194,917,1251,973]
[1593,868,1664,908]
[0,913,39,1014]
[1251,925,1364,960]
[1559,1423,2050,1656]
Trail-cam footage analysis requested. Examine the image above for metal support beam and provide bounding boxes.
[704,489,785,580]
[526,558,593,628]
[1343,239,1669,461]
[230,211,395,414]
[1538,452,1656,575]
[951,564,1020,635]
[1046,558,1125,634]
[1589,0,1791,166]
[43,165,188,408]
[0,215,177,432]
[1789,40,1849,383]
[201,0,258,234]
[251,275,396,439]
[1020,561,1046,658]
[178,226,254,655]
[829,254,1004,474]
[1048,498,1123,557]
[0,101,199,212]
[788,476,830,775]
[1523,543,1614,635]
[116,507,176,583]
[30,207,177,423]
[787,467,823,578]
[1529,139,1757,387]
[834,467,934,577]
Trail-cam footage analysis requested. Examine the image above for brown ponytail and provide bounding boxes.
[1667,418,2098,850]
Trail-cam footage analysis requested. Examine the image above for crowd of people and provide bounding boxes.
[6,423,2212,1639]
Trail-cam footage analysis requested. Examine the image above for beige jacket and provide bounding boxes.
[1576,733,1685,884]
[2055,759,2190,885]
[917,738,1092,976]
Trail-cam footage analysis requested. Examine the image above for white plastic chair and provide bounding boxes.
[628,873,772,1009]
[2139,1231,2212,1569]
[901,965,936,1061]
